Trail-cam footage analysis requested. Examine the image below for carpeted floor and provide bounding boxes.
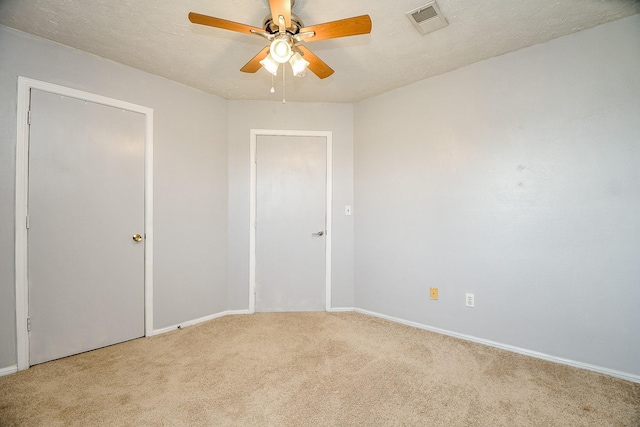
[0,312,638,426]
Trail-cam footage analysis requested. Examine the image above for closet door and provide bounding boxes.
[28,89,145,365]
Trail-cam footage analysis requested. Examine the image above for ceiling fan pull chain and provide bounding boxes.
[282,65,286,104]
[270,73,275,94]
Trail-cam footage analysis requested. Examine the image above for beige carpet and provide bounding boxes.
[0,312,638,426]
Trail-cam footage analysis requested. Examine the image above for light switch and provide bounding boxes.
[345,205,352,216]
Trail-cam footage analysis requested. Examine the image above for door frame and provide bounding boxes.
[249,129,333,313]
[14,77,154,371]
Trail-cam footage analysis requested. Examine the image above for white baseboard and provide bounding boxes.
[327,307,355,312]
[0,365,18,377]
[226,309,252,316]
[151,309,251,336]
[353,308,640,384]
[139,306,640,384]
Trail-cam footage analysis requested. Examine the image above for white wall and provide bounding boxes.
[354,15,640,378]
[227,101,354,310]
[0,26,229,369]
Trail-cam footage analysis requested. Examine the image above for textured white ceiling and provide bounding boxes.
[1,0,638,102]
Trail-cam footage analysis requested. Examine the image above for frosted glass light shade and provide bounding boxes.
[289,53,310,77]
[260,54,279,76]
[270,38,292,63]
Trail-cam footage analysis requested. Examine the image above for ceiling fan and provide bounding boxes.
[188,0,372,79]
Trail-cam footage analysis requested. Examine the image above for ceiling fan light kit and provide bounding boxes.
[188,0,372,82]
[259,45,309,77]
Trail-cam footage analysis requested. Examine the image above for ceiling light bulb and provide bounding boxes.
[260,54,279,76]
[289,52,310,77]
[270,38,292,63]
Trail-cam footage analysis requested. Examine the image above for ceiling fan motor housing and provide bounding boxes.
[263,14,304,35]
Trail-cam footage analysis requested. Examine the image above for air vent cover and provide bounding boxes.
[407,1,448,35]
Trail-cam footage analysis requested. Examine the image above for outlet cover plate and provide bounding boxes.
[465,293,475,307]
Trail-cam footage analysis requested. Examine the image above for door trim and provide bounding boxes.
[249,129,333,313]
[14,77,154,371]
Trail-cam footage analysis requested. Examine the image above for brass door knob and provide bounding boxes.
[132,234,143,242]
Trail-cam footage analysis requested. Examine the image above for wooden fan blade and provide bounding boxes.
[188,12,265,36]
[298,46,334,79]
[300,15,372,42]
[240,46,270,73]
[269,0,292,29]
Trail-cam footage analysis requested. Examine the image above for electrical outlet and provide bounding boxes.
[466,293,475,307]
[430,287,438,300]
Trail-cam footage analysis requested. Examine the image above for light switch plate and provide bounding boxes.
[345,205,352,216]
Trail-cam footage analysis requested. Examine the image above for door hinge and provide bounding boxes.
[26,215,30,229]
[27,110,31,126]
[27,317,31,332]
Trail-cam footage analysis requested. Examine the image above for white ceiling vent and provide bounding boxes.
[407,1,448,35]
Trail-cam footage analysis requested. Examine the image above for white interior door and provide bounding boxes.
[28,89,145,365]
[255,135,327,312]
